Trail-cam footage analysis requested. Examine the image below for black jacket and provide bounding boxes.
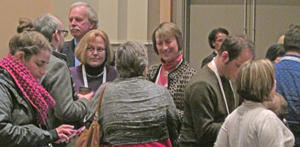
[62,39,76,67]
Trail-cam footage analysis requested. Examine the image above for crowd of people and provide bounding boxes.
[0,1,298,147]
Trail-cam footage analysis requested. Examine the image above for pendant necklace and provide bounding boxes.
[164,71,169,76]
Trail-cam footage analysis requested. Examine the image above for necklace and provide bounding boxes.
[164,71,169,76]
[86,71,104,78]
[82,64,107,87]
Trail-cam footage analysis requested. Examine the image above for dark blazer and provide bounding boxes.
[62,39,76,67]
[201,51,217,68]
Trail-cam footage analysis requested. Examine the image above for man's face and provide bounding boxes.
[221,49,253,81]
[69,5,94,41]
[213,33,227,51]
[56,18,66,51]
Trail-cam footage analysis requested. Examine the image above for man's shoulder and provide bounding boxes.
[186,67,219,98]
[49,54,64,64]
[64,39,74,46]
[41,54,69,85]
[46,54,68,72]
[62,39,75,52]
[188,65,215,86]
[275,60,300,73]
[52,51,68,63]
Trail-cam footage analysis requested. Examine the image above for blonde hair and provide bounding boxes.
[152,22,183,55]
[236,59,275,102]
[74,29,112,65]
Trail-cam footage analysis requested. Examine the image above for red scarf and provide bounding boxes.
[157,54,183,88]
[0,54,55,124]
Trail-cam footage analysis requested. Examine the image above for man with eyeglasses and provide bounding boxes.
[33,13,93,143]
[62,2,98,67]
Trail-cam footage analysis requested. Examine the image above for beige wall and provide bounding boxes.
[0,0,170,67]
[0,0,54,59]
[54,0,171,66]
[188,1,300,71]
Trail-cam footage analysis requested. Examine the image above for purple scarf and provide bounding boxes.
[0,54,55,124]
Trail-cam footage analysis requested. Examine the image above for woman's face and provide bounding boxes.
[22,50,50,81]
[156,36,181,63]
[85,36,106,67]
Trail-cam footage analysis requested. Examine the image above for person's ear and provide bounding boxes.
[53,30,59,41]
[89,21,95,30]
[15,51,26,62]
[212,41,216,48]
[221,51,229,63]
[143,66,148,77]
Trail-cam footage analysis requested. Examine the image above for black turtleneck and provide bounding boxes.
[85,63,105,76]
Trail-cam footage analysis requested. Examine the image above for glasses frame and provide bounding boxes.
[86,45,106,53]
[58,30,68,37]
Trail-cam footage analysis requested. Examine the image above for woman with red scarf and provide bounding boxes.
[147,22,196,122]
[0,31,76,147]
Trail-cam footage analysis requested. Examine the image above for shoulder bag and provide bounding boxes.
[75,82,110,147]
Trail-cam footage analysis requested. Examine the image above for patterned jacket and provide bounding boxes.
[146,59,196,119]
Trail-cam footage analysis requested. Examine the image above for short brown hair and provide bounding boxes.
[236,59,274,102]
[152,22,183,55]
[219,35,255,63]
[74,29,112,65]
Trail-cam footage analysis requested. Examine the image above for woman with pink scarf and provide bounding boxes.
[0,31,75,147]
[147,22,196,122]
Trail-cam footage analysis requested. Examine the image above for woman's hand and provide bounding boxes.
[54,125,76,144]
[78,91,94,102]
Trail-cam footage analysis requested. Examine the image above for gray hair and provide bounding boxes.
[33,13,60,42]
[70,2,98,29]
[116,41,148,78]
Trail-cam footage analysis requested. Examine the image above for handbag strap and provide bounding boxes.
[94,82,110,121]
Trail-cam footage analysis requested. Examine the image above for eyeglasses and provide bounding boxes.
[58,30,68,37]
[86,46,106,53]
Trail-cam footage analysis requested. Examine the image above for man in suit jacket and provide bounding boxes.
[62,2,98,67]
[33,13,93,131]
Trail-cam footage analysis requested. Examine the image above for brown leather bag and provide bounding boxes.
[75,82,110,147]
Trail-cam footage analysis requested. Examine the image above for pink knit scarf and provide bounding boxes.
[0,54,55,125]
